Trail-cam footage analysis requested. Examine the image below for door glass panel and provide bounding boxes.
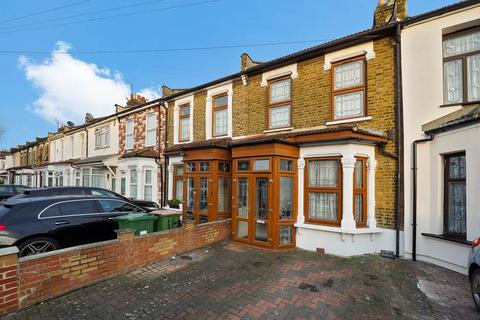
[255,178,269,242]
[237,178,248,218]
[200,162,210,172]
[186,178,195,222]
[237,221,248,239]
[199,178,208,212]
[254,159,270,171]
[218,177,231,212]
[280,176,293,220]
[237,160,250,171]
[279,225,293,245]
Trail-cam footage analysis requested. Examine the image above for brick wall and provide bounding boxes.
[0,220,231,317]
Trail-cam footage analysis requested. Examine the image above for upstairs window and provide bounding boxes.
[332,57,366,120]
[443,28,480,105]
[267,77,291,129]
[126,119,134,150]
[94,125,110,149]
[212,94,228,136]
[179,104,191,142]
[145,113,156,147]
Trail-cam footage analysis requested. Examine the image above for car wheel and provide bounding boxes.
[472,268,480,311]
[18,237,60,257]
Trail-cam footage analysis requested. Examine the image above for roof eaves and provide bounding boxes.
[403,0,480,26]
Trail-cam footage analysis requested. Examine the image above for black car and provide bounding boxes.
[12,187,160,211]
[0,195,145,257]
[0,185,30,201]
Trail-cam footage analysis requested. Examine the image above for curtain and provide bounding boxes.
[334,60,364,89]
[444,60,463,104]
[308,192,337,221]
[269,105,290,128]
[214,109,227,135]
[468,54,480,102]
[308,160,338,187]
[443,30,480,58]
[269,79,291,103]
[334,91,364,119]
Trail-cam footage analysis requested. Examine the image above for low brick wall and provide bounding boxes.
[0,220,231,316]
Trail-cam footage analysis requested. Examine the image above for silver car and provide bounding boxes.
[468,238,480,311]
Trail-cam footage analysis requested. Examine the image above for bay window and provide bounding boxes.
[267,76,291,129]
[332,57,366,120]
[353,158,367,226]
[212,94,228,136]
[179,104,190,142]
[305,158,342,225]
[144,169,153,201]
[444,152,466,239]
[443,28,480,104]
[145,113,156,147]
[130,169,137,199]
[173,165,183,202]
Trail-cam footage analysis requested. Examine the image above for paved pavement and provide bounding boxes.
[3,241,478,320]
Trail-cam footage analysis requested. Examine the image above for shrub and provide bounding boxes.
[167,199,181,209]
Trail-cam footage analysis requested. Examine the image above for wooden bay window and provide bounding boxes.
[305,157,342,225]
[173,165,183,202]
[353,157,367,226]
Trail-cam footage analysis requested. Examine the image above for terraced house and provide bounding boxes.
[116,94,165,204]
[164,0,406,253]
[6,137,49,187]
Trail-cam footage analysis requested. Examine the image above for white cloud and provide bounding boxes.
[19,41,158,125]
[137,87,162,101]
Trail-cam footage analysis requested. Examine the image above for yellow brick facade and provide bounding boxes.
[166,37,398,229]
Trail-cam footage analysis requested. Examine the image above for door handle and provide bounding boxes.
[55,220,69,225]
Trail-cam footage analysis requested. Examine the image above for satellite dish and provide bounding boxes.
[85,113,94,122]
[67,121,75,127]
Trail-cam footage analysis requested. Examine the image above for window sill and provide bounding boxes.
[295,222,382,235]
[325,116,372,126]
[94,146,110,150]
[440,100,480,108]
[263,127,293,133]
[421,233,472,246]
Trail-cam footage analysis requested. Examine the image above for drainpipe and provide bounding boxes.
[158,100,169,208]
[412,133,435,261]
[394,22,405,258]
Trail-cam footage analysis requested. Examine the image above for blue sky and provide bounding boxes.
[0,0,459,149]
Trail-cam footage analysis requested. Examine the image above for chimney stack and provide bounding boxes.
[373,0,408,28]
[241,53,261,71]
[126,94,148,108]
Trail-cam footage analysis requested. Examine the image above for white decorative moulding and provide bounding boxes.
[260,63,298,87]
[324,41,376,71]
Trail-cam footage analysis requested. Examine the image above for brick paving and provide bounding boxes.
[3,241,478,320]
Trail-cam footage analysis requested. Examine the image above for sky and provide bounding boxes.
[0,0,460,149]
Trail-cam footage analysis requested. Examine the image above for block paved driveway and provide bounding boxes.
[4,241,478,320]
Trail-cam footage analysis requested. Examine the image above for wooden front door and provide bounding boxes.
[232,173,273,248]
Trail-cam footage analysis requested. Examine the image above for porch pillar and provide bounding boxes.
[296,158,305,224]
[366,158,377,229]
[341,157,356,229]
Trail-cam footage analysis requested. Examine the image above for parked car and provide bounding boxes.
[0,185,30,201]
[12,187,160,211]
[468,237,480,311]
[0,195,146,257]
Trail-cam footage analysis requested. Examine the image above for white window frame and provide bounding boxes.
[126,119,134,150]
[145,113,156,147]
[205,82,233,140]
[94,125,110,149]
[173,95,194,145]
[144,169,153,201]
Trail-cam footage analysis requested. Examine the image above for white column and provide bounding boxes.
[137,165,143,200]
[367,158,378,229]
[341,157,356,230]
[167,164,174,200]
[296,158,306,225]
